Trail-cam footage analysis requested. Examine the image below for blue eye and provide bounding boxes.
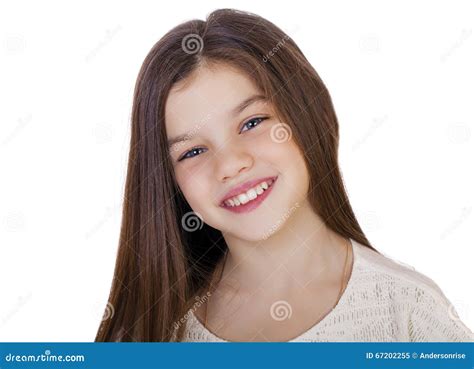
[178,147,206,161]
[178,116,268,162]
[240,116,267,133]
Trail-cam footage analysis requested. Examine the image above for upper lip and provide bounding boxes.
[219,176,278,205]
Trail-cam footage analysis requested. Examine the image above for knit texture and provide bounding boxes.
[180,239,473,342]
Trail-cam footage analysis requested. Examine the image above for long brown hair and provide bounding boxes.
[95,8,377,342]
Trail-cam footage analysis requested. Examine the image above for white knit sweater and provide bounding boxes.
[180,239,473,342]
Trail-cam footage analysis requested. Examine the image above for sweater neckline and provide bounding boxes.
[188,237,360,342]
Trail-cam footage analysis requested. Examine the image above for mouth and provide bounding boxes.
[219,176,278,214]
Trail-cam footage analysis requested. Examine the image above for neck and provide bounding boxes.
[219,200,349,293]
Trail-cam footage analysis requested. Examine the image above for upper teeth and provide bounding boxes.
[223,179,275,207]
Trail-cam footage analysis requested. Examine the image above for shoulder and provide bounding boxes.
[352,240,473,341]
[353,240,445,297]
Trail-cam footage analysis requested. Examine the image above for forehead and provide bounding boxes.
[165,64,260,132]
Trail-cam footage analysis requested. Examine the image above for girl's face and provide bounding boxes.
[165,63,310,242]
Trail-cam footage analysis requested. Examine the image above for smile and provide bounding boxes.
[220,176,278,214]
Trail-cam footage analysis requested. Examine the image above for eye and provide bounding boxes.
[240,116,268,133]
[177,116,269,162]
[178,147,206,162]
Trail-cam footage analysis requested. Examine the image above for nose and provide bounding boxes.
[215,146,254,183]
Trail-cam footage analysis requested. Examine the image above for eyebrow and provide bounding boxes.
[167,94,267,149]
[231,94,267,116]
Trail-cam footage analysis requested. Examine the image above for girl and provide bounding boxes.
[95,8,472,342]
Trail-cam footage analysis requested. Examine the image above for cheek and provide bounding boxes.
[174,166,212,210]
[285,140,308,172]
[259,135,310,198]
[248,124,288,161]
[251,125,306,170]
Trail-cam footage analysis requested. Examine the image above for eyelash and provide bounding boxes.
[177,116,269,162]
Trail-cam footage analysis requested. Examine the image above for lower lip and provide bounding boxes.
[220,177,278,214]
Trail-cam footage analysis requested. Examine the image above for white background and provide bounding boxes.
[0,0,472,341]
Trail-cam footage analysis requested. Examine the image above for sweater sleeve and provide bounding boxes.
[407,282,473,342]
